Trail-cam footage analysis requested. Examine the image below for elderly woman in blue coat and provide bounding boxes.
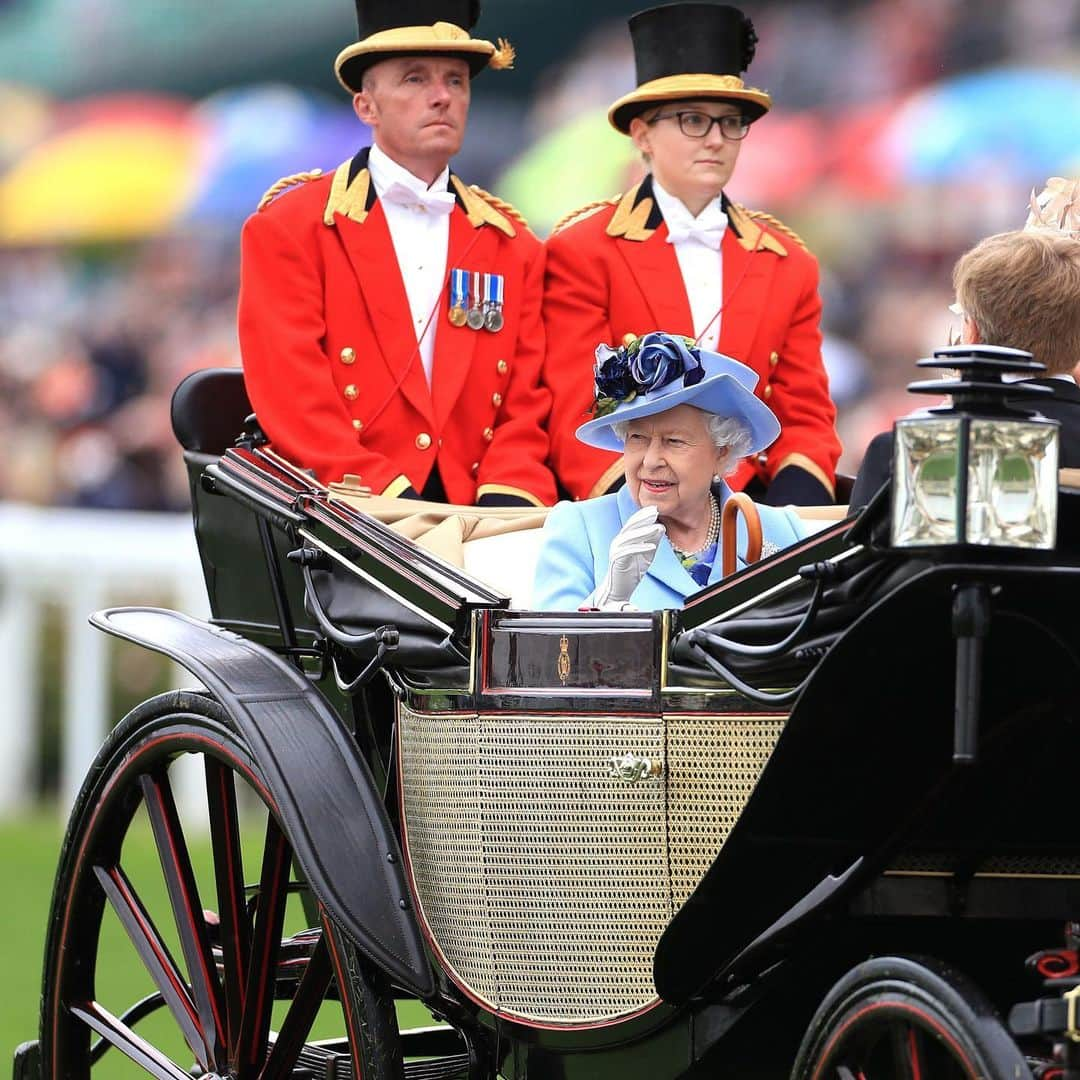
[533,332,806,611]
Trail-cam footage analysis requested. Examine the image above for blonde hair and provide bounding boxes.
[954,230,1080,376]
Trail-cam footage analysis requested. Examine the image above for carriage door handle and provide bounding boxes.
[607,753,664,784]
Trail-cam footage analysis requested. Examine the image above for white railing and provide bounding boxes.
[0,504,209,816]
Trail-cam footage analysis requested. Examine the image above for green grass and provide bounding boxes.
[1,813,65,1073]
[1,808,433,1077]
[0,810,222,1077]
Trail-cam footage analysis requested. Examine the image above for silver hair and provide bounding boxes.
[611,411,753,476]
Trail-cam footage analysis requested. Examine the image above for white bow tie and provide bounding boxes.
[666,209,728,250]
[381,181,456,216]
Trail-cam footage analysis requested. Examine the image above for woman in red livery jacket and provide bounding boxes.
[543,2,840,506]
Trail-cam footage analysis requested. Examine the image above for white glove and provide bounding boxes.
[589,505,665,611]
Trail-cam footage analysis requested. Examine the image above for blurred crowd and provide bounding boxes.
[0,238,238,510]
[2,0,1079,510]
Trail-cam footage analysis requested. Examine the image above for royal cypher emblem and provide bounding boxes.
[557,634,571,685]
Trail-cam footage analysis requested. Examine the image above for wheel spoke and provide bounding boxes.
[886,1021,919,1080]
[89,992,168,1065]
[139,770,227,1070]
[70,1000,192,1080]
[258,934,333,1080]
[205,757,251,1046]
[907,1024,925,1080]
[237,813,292,1079]
[47,704,415,1080]
[91,864,207,1068]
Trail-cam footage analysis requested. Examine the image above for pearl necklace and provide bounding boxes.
[669,494,720,562]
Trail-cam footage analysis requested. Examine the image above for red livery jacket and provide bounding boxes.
[239,147,557,506]
[543,177,841,503]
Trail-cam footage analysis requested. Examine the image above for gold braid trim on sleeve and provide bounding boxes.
[468,185,530,229]
[745,208,809,251]
[257,168,324,212]
[551,196,621,236]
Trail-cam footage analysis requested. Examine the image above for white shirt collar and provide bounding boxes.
[651,176,727,231]
[367,142,450,200]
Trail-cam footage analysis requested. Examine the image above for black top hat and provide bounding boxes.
[608,2,771,133]
[335,0,513,93]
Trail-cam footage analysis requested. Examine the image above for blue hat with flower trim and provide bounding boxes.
[575,331,781,454]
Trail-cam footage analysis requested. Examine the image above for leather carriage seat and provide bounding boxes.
[329,487,849,610]
[328,486,549,608]
[171,366,254,460]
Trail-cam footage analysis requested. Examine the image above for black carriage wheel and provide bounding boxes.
[39,689,407,1080]
[791,955,1032,1080]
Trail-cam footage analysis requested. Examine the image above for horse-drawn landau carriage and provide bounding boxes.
[16,346,1080,1079]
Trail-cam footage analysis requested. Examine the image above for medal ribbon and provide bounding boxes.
[450,268,468,311]
[484,272,504,311]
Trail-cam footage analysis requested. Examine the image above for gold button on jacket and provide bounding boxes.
[343,384,358,401]
[415,432,432,450]
[769,350,780,367]
[496,359,508,375]
[352,419,364,431]
[482,427,494,443]
[340,347,356,365]
[492,392,503,407]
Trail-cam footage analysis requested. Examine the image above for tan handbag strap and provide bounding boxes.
[721,492,763,578]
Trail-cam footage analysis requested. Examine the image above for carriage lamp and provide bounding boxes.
[892,416,1059,549]
[890,346,1060,551]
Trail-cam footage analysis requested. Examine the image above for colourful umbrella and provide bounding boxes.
[877,67,1080,183]
[183,84,369,224]
[0,93,202,245]
[494,111,642,236]
[0,83,54,169]
[725,110,825,207]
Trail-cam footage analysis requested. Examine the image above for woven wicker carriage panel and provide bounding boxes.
[398,711,498,1004]
[666,714,787,907]
[398,706,786,1024]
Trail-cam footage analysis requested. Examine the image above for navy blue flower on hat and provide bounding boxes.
[576,330,781,456]
[592,332,705,418]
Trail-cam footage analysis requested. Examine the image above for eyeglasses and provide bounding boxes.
[647,110,751,141]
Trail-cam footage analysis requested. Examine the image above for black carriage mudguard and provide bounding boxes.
[90,605,436,999]
[655,560,1080,1005]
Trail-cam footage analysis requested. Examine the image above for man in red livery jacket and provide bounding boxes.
[543,2,840,506]
[239,0,556,507]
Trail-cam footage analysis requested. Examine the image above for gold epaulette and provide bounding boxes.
[744,208,809,251]
[324,162,371,225]
[551,196,620,235]
[257,168,324,212]
[468,185,529,229]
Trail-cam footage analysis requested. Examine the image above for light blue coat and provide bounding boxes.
[532,482,806,611]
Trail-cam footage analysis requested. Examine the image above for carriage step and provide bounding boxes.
[295,1044,469,1080]
[12,1041,40,1080]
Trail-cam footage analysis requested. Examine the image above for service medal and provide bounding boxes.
[466,271,486,330]
[483,273,505,333]
[448,269,469,328]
